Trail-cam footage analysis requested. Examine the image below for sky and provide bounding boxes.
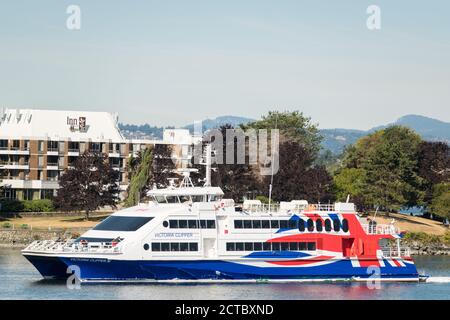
[0,0,449,130]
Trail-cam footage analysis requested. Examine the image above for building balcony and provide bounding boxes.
[0,149,30,155]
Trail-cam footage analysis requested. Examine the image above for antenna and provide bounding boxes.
[268,114,278,213]
[204,144,212,187]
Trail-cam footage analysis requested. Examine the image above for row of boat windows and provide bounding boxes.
[233,218,349,233]
[226,242,317,252]
[144,242,199,252]
[164,219,216,229]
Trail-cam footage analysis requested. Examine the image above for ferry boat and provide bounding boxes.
[22,147,420,283]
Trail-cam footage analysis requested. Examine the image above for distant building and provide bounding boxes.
[0,108,198,200]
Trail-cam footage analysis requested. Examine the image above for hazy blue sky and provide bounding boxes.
[0,0,449,129]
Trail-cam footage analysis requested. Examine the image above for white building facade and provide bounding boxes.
[0,108,197,201]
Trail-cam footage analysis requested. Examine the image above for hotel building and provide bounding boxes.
[0,108,197,201]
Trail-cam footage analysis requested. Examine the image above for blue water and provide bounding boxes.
[0,248,449,300]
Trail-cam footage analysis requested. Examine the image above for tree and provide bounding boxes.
[54,152,120,219]
[125,147,153,207]
[124,145,178,207]
[193,125,261,202]
[417,141,450,206]
[333,168,368,209]
[264,140,334,203]
[151,144,178,189]
[338,126,424,212]
[242,110,322,156]
[430,183,450,223]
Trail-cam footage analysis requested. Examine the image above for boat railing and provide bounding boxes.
[362,223,399,235]
[381,246,411,257]
[23,240,122,254]
[243,203,336,214]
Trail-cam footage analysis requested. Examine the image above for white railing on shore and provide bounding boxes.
[23,240,122,254]
[361,223,399,235]
[381,246,411,257]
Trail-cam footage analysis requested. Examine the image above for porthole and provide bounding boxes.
[324,219,332,232]
[163,221,169,228]
[143,243,149,251]
[316,219,323,232]
[307,219,314,232]
[342,219,349,232]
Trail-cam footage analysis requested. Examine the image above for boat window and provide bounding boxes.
[254,242,263,251]
[298,219,305,232]
[261,220,270,229]
[279,220,288,229]
[154,196,167,203]
[252,220,261,229]
[166,196,179,203]
[324,219,332,232]
[178,220,188,228]
[163,221,169,228]
[270,220,279,229]
[143,244,149,251]
[75,237,114,243]
[151,242,198,252]
[179,195,191,203]
[206,220,216,229]
[188,220,198,229]
[199,220,207,228]
[342,219,349,232]
[225,241,316,252]
[209,194,221,202]
[234,220,243,229]
[333,219,341,232]
[191,195,205,202]
[93,216,153,231]
[226,242,235,251]
[307,219,314,232]
[316,219,323,232]
[288,219,298,229]
[243,220,252,229]
[169,220,179,228]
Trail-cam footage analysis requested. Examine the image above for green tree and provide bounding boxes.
[430,183,450,223]
[54,152,120,219]
[125,147,153,207]
[333,168,367,208]
[339,126,424,212]
[242,110,322,156]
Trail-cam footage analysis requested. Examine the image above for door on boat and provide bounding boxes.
[203,238,217,258]
[342,238,355,257]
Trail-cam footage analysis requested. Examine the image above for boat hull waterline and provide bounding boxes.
[24,254,419,283]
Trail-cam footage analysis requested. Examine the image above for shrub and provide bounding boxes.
[0,199,24,212]
[20,224,29,229]
[1,222,12,229]
[255,196,271,204]
[22,199,54,212]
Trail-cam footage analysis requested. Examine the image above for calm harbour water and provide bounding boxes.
[0,248,449,300]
